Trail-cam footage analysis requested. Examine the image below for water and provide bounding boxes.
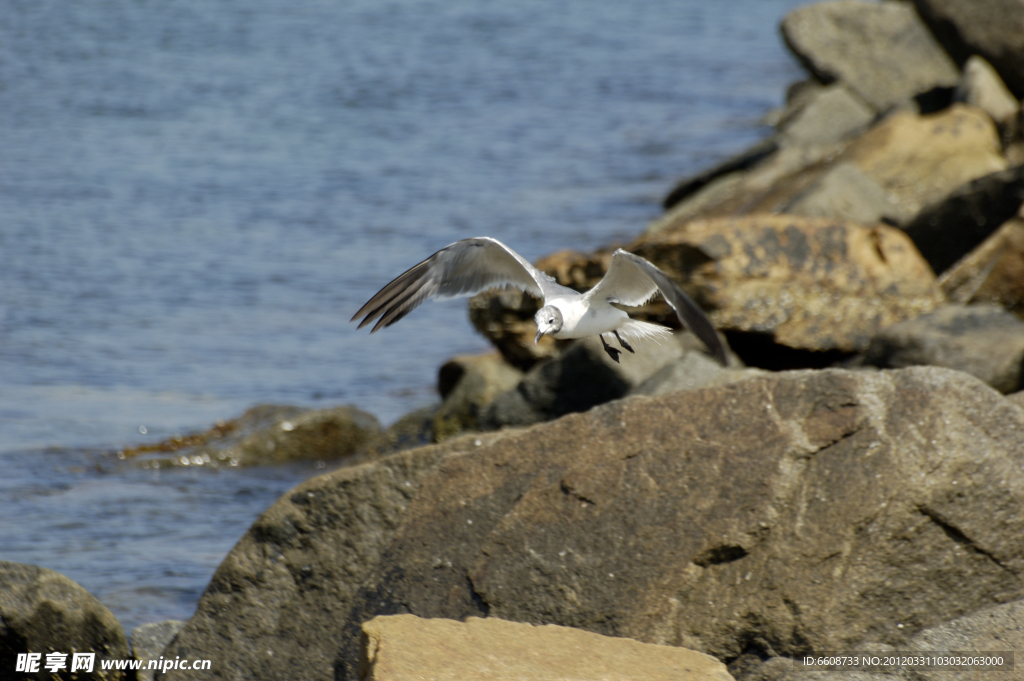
[0,0,805,632]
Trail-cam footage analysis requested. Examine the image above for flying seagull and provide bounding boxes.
[351,237,727,365]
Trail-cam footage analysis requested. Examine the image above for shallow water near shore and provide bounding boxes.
[1,0,805,631]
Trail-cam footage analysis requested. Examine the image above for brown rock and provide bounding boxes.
[124,404,382,468]
[0,562,131,681]
[160,368,1024,680]
[840,105,1008,222]
[940,207,1024,313]
[636,214,944,352]
[157,429,516,681]
[359,614,734,681]
[781,0,959,112]
[337,367,1024,674]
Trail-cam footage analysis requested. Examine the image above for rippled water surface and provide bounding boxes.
[0,0,805,630]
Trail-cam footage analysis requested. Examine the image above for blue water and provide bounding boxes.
[0,0,805,631]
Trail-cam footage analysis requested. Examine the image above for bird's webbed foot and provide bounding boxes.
[600,334,622,363]
[614,330,635,353]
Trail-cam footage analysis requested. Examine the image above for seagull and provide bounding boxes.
[351,237,727,365]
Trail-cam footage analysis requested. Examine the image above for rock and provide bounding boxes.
[1008,389,1024,411]
[160,368,1024,679]
[782,162,901,225]
[862,304,1024,393]
[481,332,698,429]
[839,105,1008,224]
[335,367,1024,674]
[157,428,517,681]
[123,404,382,468]
[901,164,1024,276]
[0,561,131,680]
[940,206,1024,313]
[432,353,523,439]
[132,620,185,681]
[777,83,875,148]
[631,353,766,397]
[780,0,959,113]
[901,600,1022,681]
[955,56,1021,129]
[359,614,735,681]
[911,0,1024,99]
[663,138,779,211]
[636,214,944,353]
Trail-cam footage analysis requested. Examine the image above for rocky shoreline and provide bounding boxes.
[5,1,1024,679]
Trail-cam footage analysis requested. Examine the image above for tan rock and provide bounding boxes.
[840,104,1008,220]
[636,214,944,352]
[359,614,734,681]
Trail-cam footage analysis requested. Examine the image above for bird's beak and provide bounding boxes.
[534,328,544,345]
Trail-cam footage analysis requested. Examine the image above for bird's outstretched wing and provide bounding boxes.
[352,237,571,332]
[586,249,727,365]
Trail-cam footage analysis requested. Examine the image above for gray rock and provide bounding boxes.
[778,83,875,148]
[0,561,131,680]
[631,351,764,397]
[433,353,523,439]
[912,0,1024,99]
[132,620,185,681]
[482,332,702,429]
[784,162,901,225]
[781,0,960,112]
[902,599,1022,681]
[863,304,1024,393]
[662,137,779,211]
[955,55,1021,127]
[901,164,1024,276]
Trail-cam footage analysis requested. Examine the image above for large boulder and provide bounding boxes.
[157,429,517,681]
[338,368,1024,672]
[652,105,1006,238]
[0,562,131,681]
[911,0,1024,99]
[359,615,734,681]
[839,104,1008,223]
[780,0,960,112]
[160,368,1024,680]
[635,214,944,353]
[862,304,1024,393]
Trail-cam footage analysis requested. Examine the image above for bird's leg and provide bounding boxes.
[600,334,622,363]
[613,330,635,354]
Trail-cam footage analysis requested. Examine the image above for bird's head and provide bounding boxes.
[534,305,564,344]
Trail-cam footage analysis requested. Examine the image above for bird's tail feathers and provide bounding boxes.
[616,319,674,345]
